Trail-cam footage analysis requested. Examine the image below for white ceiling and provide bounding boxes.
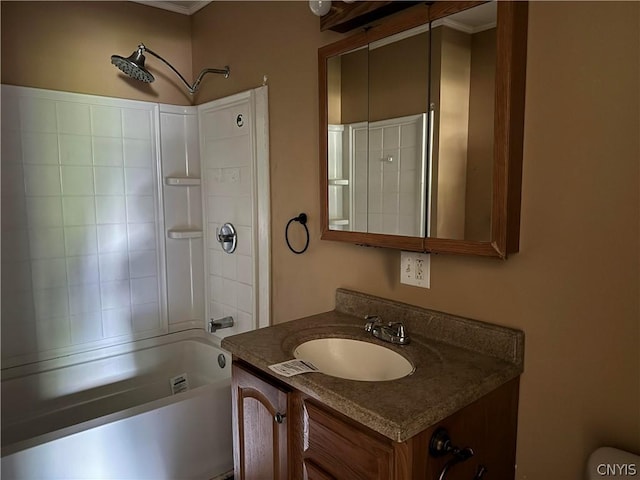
[131,1,212,16]
[444,2,497,33]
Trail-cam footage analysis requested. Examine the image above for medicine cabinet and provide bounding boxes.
[319,1,528,258]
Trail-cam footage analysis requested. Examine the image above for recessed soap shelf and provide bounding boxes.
[167,228,203,239]
[165,176,201,186]
[328,178,349,186]
[329,219,349,226]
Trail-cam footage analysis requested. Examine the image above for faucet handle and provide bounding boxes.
[364,315,381,331]
[389,322,410,343]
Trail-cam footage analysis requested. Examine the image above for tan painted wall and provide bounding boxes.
[1,1,638,478]
[326,55,341,125]
[435,26,471,240]
[465,28,496,241]
[368,32,429,122]
[193,2,640,478]
[336,32,429,125]
[337,47,368,125]
[1,1,193,105]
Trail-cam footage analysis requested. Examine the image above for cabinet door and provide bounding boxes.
[232,363,289,480]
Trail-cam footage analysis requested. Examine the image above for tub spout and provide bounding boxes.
[209,316,234,333]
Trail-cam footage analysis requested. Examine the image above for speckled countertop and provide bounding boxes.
[222,289,524,443]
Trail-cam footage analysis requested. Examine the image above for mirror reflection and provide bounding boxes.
[326,2,497,241]
[430,2,497,241]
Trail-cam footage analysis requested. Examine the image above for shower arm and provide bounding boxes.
[140,45,230,94]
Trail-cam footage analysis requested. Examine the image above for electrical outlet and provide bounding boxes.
[401,253,414,283]
[400,251,430,288]
[415,258,424,280]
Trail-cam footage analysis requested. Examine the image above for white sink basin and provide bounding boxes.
[293,338,414,381]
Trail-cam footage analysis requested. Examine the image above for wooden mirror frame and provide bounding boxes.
[319,1,528,258]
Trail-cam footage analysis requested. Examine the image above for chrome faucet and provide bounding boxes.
[364,315,410,345]
[209,316,234,333]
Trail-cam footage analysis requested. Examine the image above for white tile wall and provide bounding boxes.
[132,303,160,332]
[95,167,125,195]
[159,107,204,327]
[29,228,65,259]
[236,254,252,284]
[91,106,122,137]
[102,307,132,337]
[19,97,57,133]
[99,253,130,281]
[70,311,102,344]
[2,86,268,364]
[101,280,131,310]
[352,125,369,232]
[1,86,166,363]
[63,197,96,226]
[59,134,93,165]
[27,197,63,227]
[23,133,58,165]
[66,255,99,285]
[57,102,91,135]
[363,115,425,236]
[93,137,123,166]
[200,99,255,337]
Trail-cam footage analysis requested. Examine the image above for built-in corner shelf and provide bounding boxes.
[165,176,201,186]
[329,219,350,227]
[328,178,349,186]
[167,228,203,239]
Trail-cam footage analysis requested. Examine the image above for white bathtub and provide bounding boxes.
[1,329,234,480]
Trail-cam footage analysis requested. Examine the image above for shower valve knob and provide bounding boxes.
[215,222,237,254]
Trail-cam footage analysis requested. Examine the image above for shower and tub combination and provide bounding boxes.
[1,46,270,479]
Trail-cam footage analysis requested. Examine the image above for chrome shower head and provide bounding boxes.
[111,45,154,83]
[111,43,229,94]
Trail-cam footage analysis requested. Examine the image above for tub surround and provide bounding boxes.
[222,289,524,442]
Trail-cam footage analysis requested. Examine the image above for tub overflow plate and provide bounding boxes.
[218,354,227,369]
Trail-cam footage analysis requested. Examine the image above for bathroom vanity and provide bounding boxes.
[222,289,524,480]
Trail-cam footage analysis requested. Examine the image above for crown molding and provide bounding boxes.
[130,1,211,16]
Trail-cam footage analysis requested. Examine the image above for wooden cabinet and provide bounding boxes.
[231,363,290,480]
[232,360,519,480]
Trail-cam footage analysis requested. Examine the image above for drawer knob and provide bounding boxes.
[274,412,286,424]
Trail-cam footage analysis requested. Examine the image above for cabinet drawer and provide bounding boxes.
[301,400,394,480]
[303,459,336,480]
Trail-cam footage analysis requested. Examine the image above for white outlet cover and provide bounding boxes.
[400,251,430,289]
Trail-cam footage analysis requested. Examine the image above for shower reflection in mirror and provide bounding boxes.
[326,1,497,242]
